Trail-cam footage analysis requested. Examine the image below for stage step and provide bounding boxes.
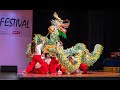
[0,66,17,73]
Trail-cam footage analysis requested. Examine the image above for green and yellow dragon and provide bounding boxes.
[26,12,103,73]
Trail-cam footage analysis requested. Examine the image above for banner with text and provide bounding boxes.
[0,10,32,69]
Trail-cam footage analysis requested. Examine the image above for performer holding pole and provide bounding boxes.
[23,37,49,74]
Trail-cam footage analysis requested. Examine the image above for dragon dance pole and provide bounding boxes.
[46,33,50,38]
[41,33,49,51]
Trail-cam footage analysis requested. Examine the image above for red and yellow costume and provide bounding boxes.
[25,55,49,74]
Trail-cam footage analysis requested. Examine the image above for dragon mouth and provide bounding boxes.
[60,23,70,28]
[63,19,70,28]
[59,23,70,33]
[48,19,70,34]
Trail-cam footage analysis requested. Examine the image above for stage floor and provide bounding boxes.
[0,69,120,80]
[17,70,120,80]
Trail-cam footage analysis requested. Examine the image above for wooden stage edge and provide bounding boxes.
[17,70,120,80]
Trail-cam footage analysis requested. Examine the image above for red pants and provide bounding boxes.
[26,55,49,74]
[79,64,88,74]
[49,57,59,74]
[59,64,66,74]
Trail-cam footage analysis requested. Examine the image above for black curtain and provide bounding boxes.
[88,10,104,70]
[88,10,112,70]
[111,11,120,52]
[33,10,120,70]
[33,10,88,49]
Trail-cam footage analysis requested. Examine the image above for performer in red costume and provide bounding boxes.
[49,55,59,74]
[79,51,89,74]
[26,55,49,74]
[23,38,49,74]
[49,54,66,74]
[44,53,51,65]
[58,64,66,74]
[79,64,88,74]
[68,55,88,74]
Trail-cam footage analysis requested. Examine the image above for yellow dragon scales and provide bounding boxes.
[26,12,104,73]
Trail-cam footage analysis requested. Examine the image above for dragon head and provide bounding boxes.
[48,12,70,38]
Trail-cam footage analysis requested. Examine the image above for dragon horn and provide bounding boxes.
[53,12,62,21]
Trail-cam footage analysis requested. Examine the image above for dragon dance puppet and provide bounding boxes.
[26,12,104,74]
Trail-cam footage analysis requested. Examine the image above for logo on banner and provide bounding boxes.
[12,31,20,35]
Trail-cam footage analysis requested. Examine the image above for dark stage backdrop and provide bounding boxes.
[33,10,120,70]
[33,10,88,49]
